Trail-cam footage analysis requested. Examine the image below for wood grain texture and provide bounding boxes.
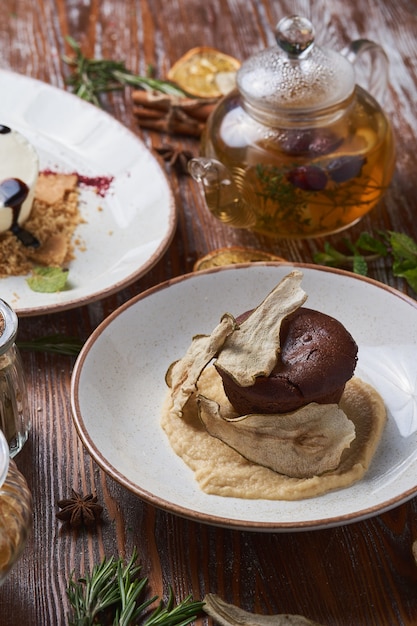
[1,0,417,624]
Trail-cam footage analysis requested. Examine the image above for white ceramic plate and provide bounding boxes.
[0,70,176,316]
[71,263,417,531]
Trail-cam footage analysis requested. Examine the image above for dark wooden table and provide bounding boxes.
[1,0,417,624]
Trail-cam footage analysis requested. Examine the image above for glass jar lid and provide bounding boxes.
[0,429,10,489]
[237,15,355,121]
[0,299,18,355]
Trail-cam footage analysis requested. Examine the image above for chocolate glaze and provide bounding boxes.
[216,307,358,414]
[0,178,39,248]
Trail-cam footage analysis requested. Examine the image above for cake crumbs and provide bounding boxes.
[0,172,83,277]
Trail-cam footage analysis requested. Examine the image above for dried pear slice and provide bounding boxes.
[215,270,307,386]
[197,395,356,478]
[203,594,324,626]
[166,313,237,415]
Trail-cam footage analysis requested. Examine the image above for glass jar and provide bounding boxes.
[0,428,32,587]
[0,299,30,457]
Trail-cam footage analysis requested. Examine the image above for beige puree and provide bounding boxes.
[161,366,386,501]
[161,271,386,501]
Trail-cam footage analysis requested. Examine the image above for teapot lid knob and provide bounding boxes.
[275,15,315,57]
[236,14,356,123]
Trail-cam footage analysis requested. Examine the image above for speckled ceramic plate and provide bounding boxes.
[0,70,176,316]
[71,263,417,531]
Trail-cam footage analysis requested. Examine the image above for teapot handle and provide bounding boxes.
[341,39,389,103]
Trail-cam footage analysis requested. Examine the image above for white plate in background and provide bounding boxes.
[0,70,176,315]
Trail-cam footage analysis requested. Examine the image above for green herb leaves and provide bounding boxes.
[17,334,83,356]
[63,36,188,107]
[314,230,417,293]
[389,232,417,291]
[26,266,69,292]
[67,550,204,626]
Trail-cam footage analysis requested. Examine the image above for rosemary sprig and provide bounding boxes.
[143,589,203,626]
[67,549,204,626]
[313,229,417,293]
[17,334,84,356]
[63,36,189,106]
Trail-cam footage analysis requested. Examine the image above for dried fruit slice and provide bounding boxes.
[166,271,307,414]
[216,270,307,386]
[193,247,286,271]
[204,593,325,625]
[167,47,241,98]
[166,313,237,415]
[198,395,356,478]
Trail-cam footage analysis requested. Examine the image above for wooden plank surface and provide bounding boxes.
[1,0,417,624]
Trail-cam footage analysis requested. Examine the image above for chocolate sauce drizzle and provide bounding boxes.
[0,178,39,248]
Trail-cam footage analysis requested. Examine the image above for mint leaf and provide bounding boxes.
[356,231,388,256]
[388,231,417,263]
[26,267,69,293]
[393,266,417,293]
[313,229,417,295]
[313,242,349,267]
[352,253,368,276]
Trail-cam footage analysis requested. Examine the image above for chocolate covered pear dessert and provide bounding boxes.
[217,306,358,415]
[161,270,387,500]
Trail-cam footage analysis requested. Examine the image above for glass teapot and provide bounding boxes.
[189,15,395,239]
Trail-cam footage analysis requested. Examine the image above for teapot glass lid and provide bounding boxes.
[237,15,355,117]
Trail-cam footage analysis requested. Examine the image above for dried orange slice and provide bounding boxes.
[167,47,241,98]
[193,247,287,271]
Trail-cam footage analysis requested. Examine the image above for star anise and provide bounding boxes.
[56,489,103,529]
[155,144,194,175]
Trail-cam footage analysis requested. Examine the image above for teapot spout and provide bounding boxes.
[188,158,256,228]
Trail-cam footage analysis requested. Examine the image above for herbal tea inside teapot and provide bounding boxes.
[189,15,395,239]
